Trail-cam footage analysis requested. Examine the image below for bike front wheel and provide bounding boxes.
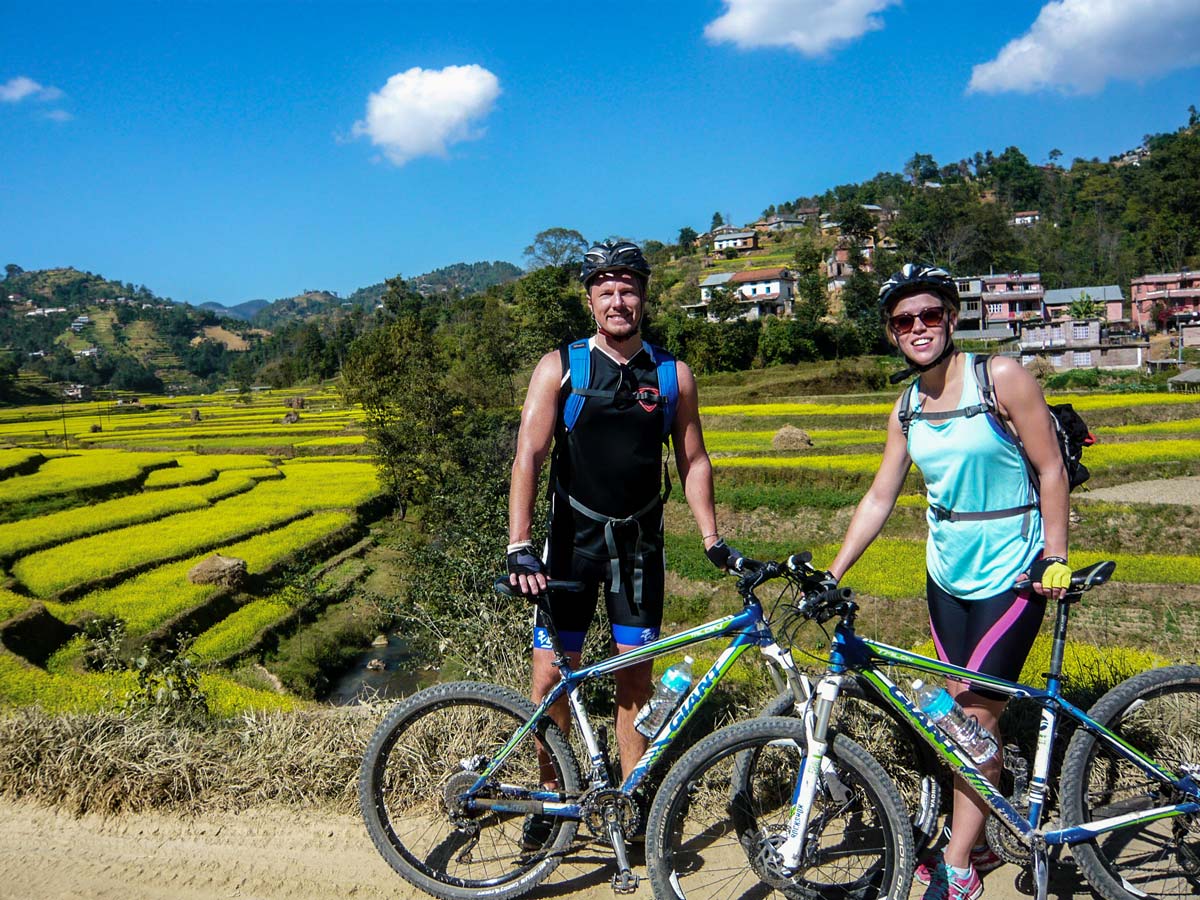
[1061,664,1200,900]
[358,681,583,900]
[647,716,914,900]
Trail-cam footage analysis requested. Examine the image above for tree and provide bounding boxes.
[840,269,885,352]
[1069,291,1098,319]
[706,287,741,323]
[677,226,698,248]
[4,264,22,280]
[710,211,724,231]
[904,152,939,185]
[523,227,588,270]
[512,264,590,362]
[1048,148,1063,165]
[834,202,876,245]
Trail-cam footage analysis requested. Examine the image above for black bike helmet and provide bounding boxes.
[579,240,652,291]
[878,263,959,314]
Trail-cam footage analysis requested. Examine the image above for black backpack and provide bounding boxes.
[898,354,1094,494]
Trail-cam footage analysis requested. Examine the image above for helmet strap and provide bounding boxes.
[888,340,956,385]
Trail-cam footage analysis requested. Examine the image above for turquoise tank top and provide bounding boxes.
[905,354,1042,599]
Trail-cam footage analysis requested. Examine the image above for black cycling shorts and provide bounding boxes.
[532,518,665,654]
[926,573,1045,701]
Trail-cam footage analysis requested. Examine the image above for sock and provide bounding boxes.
[949,864,972,879]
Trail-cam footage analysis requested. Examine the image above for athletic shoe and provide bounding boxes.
[917,846,1002,884]
[521,814,555,850]
[921,863,984,900]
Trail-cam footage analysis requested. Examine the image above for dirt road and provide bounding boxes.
[0,798,1091,900]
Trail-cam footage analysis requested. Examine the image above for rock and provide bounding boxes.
[772,425,813,450]
[281,410,301,424]
[366,658,385,671]
[187,554,248,588]
[371,634,388,647]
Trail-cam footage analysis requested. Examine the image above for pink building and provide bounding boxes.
[982,273,1044,334]
[1130,270,1200,331]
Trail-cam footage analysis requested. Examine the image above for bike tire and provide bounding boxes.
[762,685,944,856]
[359,681,583,900]
[646,715,914,900]
[1060,664,1200,900]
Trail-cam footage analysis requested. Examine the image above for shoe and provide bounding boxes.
[521,814,555,850]
[917,846,1002,884]
[921,863,983,900]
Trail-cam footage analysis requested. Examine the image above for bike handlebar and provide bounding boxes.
[493,578,586,599]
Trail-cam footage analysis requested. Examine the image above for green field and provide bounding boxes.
[1,381,1198,717]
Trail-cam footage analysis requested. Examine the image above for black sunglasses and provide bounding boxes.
[889,306,946,335]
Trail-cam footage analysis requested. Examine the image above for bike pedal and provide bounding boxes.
[610,871,639,894]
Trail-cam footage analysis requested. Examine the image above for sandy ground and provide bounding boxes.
[0,797,1092,900]
[1081,475,1200,506]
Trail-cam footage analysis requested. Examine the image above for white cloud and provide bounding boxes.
[43,109,73,122]
[351,64,501,166]
[0,75,63,103]
[969,0,1200,94]
[704,0,900,57]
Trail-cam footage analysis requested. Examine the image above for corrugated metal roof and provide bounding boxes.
[730,267,788,283]
[1043,285,1124,304]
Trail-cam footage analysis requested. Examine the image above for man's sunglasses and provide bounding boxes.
[889,306,946,335]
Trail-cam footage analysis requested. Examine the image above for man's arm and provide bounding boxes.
[670,361,720,552]
[508,350,561,594]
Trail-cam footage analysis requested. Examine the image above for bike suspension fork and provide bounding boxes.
[779,675,846,869]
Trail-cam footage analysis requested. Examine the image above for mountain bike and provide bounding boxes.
[359,573,857,899]
[646,553,1200,900]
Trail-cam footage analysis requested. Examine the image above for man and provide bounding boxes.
[507,240,737,805]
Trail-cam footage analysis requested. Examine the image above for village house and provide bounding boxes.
[1042,285,1124,322]
[1010,210,1040,227]
[1129,269,1200,331]
[712,230,758,253]
[980,272,1044,335]
[685,268,796,321]
[24,307,68,317]
[1017,317,1148,371]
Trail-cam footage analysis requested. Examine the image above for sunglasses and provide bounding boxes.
[889,306,946,335]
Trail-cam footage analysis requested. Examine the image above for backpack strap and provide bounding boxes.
[646,342,678,438]
[897,379,917,438]
[563,339,592,433]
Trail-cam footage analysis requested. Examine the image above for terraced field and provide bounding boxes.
[0,389,381,714]
[1,382,1198,718]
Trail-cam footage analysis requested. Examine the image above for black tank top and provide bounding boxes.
[552,339,666,522]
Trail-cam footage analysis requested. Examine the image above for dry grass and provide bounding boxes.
[0,705,389,816]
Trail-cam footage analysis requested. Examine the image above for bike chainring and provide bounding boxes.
[581,788,640,842]
[986,804,1032,867]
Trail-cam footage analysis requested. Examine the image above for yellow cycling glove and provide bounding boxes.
[1029,556,1071,591]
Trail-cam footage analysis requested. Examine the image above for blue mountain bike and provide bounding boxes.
[646,553,1200,900]
[358,574,915,900]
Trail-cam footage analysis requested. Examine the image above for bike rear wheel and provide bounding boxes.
[1061,664,1200,900]
[763,684,943,856]
[358,681,582,900]
[647,716,913,900]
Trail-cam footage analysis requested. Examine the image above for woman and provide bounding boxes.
[824,264,1071,900]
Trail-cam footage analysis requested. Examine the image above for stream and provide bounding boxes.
[324,633,430,705]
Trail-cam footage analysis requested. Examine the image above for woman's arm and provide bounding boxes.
[828,397,913,581]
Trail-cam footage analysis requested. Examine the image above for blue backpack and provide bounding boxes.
[562,338,678,439]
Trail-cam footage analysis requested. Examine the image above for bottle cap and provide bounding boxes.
[912,679,925,691]
[683,655,694,664]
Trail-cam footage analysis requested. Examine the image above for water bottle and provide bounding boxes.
[912,679,999,765]
[635,656,694,738]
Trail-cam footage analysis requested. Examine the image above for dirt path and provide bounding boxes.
[0,798,1091,900]
[1081,474,1200,505]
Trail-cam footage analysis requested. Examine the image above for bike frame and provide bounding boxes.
[469,596,803,820]
[781,605,1200,870]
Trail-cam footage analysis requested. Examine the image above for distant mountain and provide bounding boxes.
[199,298,271,321]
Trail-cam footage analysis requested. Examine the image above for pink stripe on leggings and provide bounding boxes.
[967,591,1030,673]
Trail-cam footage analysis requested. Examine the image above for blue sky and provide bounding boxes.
[3,0,1198,307]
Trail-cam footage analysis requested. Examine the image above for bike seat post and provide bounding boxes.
[535,596,573,670]
[1044,595,1075,693]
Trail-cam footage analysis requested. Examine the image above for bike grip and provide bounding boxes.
[493,578,586,597]
[786,551,813,573]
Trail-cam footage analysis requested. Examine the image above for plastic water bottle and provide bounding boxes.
[635,656,694,738]
[912,679,999,765]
